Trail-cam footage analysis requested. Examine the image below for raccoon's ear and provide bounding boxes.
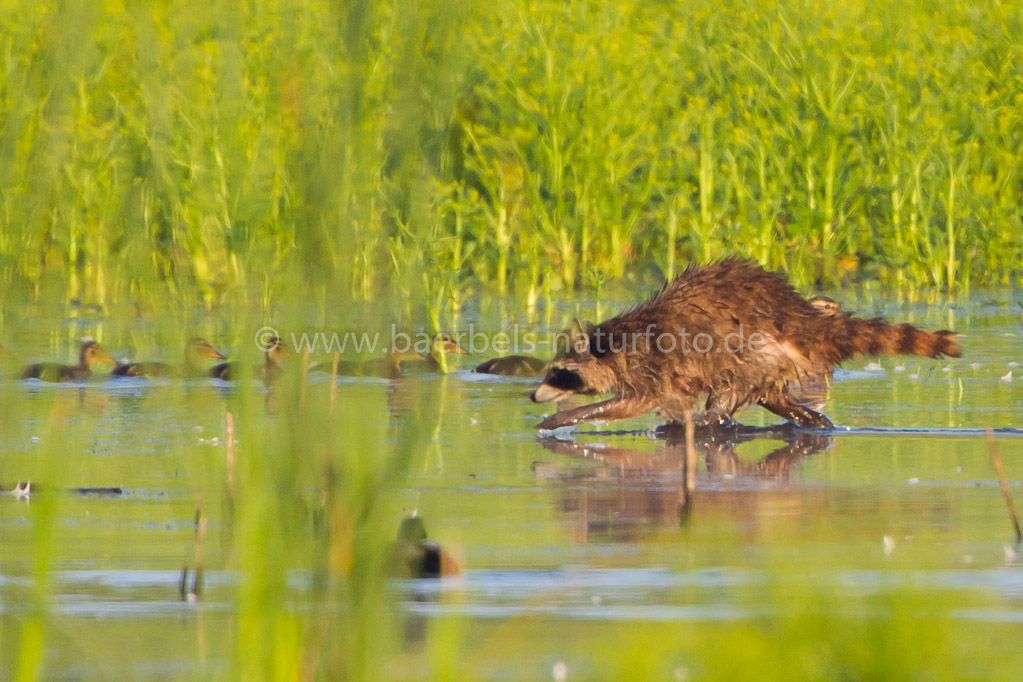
[569,319,590,354]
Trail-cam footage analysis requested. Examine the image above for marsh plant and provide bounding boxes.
[0,0,1020,316]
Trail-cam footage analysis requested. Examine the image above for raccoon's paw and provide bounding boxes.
[790,412,834,429]
[694,411,738,429]
[536,412,577,430]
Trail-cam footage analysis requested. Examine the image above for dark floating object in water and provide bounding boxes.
[474,354,548,377]
[71,486,125,497]
[5,481,124,497]
[112,337,226,378]
[20,340,117,382]
[390,515,457,579]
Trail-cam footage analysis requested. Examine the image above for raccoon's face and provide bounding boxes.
[530,347,618,403]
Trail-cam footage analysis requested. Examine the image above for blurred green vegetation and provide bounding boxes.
[3,0,1023,679]
[1,0,1021,316]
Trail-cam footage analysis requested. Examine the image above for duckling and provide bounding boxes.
[261,336,288,384]
[809,295,845,317]
[417,332,467,372]
[472,323,585,377]
[473,354,548,377]
[433,332,465,355]
[209,335,288,383]
[326,350,429,379]
[314,333,465,378]
[111,337,226,378]
[20,340,117,382]
[389,515,458,579]
[793,297,846,410]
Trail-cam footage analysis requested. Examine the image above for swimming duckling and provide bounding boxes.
[389,515,458,579]
[327,350,429,379]
[474,321,589,377]
[793,297,846,410]
[20,340,117,382]
[417,332,467,372]
[809,296,845,317]
[209,335,288,383]
[315,333,465,378]
[112,337,226,378]
[473,354,548,377]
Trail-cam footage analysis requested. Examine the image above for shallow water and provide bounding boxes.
[1,293,1023,679]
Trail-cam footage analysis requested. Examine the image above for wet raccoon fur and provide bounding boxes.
[530,259,961,429]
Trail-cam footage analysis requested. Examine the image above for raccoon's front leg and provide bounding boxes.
[536,396,653,430]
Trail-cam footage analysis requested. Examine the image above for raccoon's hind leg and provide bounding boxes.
[537,396,654,430]
[696,388,752,428]
[757,390,833,429]
[655,394,700,427]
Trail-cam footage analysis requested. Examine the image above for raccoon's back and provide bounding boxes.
[623,259,816,337]
[584,260,824,396]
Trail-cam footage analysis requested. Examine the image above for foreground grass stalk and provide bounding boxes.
[13,396,73,682]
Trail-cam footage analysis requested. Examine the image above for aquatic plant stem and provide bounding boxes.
[986,428,1022,544]
[329,352,340,413]
[225,412,236,497]
[300,346,311,408]
[684,411,696,494]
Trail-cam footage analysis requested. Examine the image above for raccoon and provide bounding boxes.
[530,259,961,429]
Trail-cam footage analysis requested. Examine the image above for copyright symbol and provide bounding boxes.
[254,327,279,352]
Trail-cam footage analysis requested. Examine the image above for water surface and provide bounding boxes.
[2,293,1022,679]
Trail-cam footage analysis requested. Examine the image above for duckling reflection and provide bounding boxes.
[536,430,832,542]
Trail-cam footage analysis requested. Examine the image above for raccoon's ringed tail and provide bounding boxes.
[840,318,962,360]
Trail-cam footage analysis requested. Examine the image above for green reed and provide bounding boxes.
[0,0,1020,315]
